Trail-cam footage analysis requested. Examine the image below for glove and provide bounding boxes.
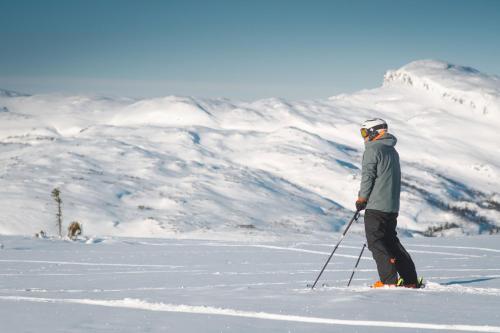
[355,198,367,211]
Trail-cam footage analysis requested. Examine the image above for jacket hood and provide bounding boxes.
[365,133,397,148]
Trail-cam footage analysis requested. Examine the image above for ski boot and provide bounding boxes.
[396,277,425,289]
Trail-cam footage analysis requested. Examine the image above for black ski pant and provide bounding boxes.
[364,209,418,285]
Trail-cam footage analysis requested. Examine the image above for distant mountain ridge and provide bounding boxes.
[0,88,30,97]
[383,60,500,116]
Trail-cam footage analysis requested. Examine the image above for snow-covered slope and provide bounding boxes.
[0,60,499,238]
[1,234,500,332]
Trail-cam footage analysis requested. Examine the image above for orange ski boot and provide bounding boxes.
[371,280,397,288]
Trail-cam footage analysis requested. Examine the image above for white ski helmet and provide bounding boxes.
[360,118,388,140]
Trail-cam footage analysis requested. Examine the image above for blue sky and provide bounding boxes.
[1,0,499,100]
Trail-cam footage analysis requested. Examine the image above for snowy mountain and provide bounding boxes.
[0,88,29,98]
[0,60,499,239]
[383,60,500,116]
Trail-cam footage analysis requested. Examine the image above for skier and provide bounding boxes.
[355,118,420,288]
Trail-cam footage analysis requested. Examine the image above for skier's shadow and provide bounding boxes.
[443,277,498,285]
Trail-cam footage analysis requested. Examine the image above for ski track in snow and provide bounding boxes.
[131,241,484,259]
[1,295,499,332]
[0,259,183,268]
[408,244,500,254]
[0,281,299,294]
[304,243,500,254]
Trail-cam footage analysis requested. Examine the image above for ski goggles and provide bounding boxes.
[360,128,369,138]
[360,124,387,139]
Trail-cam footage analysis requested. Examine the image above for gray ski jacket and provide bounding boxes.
[358,133,401,213]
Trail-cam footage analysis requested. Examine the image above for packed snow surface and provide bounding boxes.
[0,59,499,238]
[0,235,500,332]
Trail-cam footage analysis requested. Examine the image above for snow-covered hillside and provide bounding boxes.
[0,60,499,238]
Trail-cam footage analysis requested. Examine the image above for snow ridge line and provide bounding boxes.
[1,296,500,332]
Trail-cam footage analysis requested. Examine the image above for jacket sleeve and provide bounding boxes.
[358,148,378,199]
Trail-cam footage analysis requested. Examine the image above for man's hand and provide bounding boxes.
[355,198,367,211]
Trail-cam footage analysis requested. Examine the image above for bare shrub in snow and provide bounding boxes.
[67,221,82,240]
[35,230,47,238]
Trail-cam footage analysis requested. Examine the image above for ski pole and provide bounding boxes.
[347,243,366,287]
[309,210,360,289]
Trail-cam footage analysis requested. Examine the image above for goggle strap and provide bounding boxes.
[369,124,387,132]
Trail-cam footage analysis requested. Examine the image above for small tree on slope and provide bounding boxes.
[51,188,63,237]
